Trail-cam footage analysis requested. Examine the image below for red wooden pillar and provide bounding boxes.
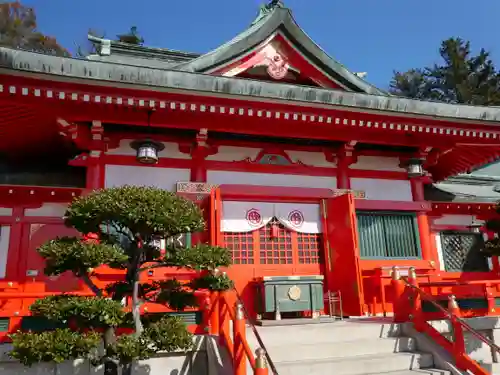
[410,177,433,263]
[336,142,357,189]
[188,130,217,245]
[86,151,103,190]
[189,129,217,183]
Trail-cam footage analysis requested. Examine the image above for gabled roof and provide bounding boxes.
[173,6,387,95]
[87,3,386,95]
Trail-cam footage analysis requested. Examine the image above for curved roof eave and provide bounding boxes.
[3,47,500,123]
[173,7,388,96]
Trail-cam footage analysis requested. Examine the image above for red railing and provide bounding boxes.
[0,281,272,375]
[391,266,500,375]
[364,267,500,318]
[209,290,273,375]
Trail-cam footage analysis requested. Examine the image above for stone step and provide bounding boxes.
[249,321,401,346]
[247,337,417,362]
[273,352,434,375]
[365,370,450,375]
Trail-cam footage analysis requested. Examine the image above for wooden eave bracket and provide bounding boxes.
[334,141,358,166]
[56,118,109,152]
[179,128,218,158]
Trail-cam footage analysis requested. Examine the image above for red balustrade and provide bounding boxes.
[390,266,500,375]
[0,285,271,375]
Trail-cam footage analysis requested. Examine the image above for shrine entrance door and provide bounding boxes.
[220,201,325,313]
[321,193,365,316]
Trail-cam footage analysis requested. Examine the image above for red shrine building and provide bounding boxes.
[1,1,500,328]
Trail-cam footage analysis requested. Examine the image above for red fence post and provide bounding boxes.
[210,291,220,335]
[448,294,466,364]
[219,292,230,345]
[407,267,425,331]
[254,348,268,375]
[391,266,407,322]
[202,295,211,333]
[233,302,247,375]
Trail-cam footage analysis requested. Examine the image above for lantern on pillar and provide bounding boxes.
[405,158,425,178]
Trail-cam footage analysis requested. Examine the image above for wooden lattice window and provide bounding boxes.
[357,212,421,259]
[223,232,254,265]
[259,218,293,264]
[440,231,489,272]
[297,233,322,264]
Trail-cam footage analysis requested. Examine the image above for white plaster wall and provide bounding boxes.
[106,140,191,159]
[24,203,67,217]
[0,226,10,279]
[207,170,336,189]
[105,165,190,191]
[0,208,12,216]
[285,150,336,167]
[350,178,413,201]
[205,146,261,162]
[435,232,446,271]
[350,156,406,172]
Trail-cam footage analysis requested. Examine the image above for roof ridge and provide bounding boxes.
[251,0,286,26]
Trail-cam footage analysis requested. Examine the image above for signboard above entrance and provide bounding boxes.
[176,182,366,199]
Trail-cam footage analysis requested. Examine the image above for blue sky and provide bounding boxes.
[23,0,500,89]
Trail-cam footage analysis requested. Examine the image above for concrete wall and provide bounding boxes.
[0,336,208,375]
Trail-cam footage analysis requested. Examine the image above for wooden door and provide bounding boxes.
[321,194,365,316]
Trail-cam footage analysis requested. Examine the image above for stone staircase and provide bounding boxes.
[245,318,449,375]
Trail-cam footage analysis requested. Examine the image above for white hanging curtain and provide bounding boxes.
[221,202,274,233]
[274,203,322,234]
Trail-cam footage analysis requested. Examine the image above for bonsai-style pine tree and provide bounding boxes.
[9,186,232,375]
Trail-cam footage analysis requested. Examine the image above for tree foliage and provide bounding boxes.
[481,214,500,256]
[0,1,69,56]
[390,38,500,105]
[9,186,232,373]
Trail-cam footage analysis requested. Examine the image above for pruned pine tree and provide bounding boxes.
[9,186,233,375]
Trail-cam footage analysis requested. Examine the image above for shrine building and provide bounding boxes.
[1,1,500,326]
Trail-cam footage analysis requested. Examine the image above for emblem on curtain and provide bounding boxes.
[288,210,304,228]
[246,209,263,227]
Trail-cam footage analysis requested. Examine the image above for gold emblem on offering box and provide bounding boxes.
[287,285,301,301]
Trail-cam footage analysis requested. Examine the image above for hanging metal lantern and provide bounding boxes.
[470,225,483,234]
[406,158,425,178]
[130,139,165,165]
[468,221,483,234]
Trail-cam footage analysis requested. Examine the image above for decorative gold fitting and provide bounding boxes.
[255,348,267,369]
[448,295,459,310]
[235,302,244,320]
[391,266,401,280]
[408,267,417,280]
